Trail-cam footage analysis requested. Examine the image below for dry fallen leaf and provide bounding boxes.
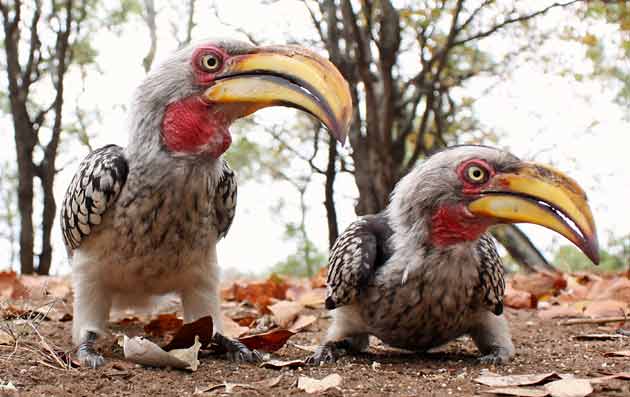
[114,317,141,326]
[163,315,213,351]
[225,275,289,312]
[223,302,260,327]
[511,272,567,299]
[19,275,72,299]
[290,314,317,332]
[587,277,630,302]
[482,387,548,396]
[310,266,327,288]
[269,300,303,328]
[603,350,630,357]
[297,373,342,394]
[123,335,201,371]
[194,382,257,394]
[222,314,249,339]
[260,359,305,369]
[143,313,183,337]
[0,271,29,299]
[538,304,583,320]
[474,373,562,387]
[544,378,592,397]
[589,372,630,383]
[297,288,327,308]
[238,329,295,352]
[194,375,283,395]
[583,299,628,318]
[505,285,538,309]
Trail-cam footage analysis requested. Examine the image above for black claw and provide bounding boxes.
[77,331,105,368]
[306,340,351,366]
[213,333,262,363]
[478,349,510,365]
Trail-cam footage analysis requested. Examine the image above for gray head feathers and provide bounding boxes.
[125,38,255,158]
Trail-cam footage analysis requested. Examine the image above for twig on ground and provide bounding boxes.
[559,316,628,326]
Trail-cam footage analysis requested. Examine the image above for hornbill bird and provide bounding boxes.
[60,39,352,368]
[307,145,599,365]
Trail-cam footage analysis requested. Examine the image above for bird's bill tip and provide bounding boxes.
[203,46,352,143]
[467,163,599,265]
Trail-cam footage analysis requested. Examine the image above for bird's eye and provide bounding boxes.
[200,53,222,72]
[464,164,489,184]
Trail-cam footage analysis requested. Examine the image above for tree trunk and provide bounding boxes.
[324,134,339,248]
[490,225,556,273]
[16,142,35,274]
[4,12,37,274]
[352,146,397,216]
[38,171,55,275]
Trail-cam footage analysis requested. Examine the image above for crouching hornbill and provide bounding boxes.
[307,145,599,365]
[60,39,352,368]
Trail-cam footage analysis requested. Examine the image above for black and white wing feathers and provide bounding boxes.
[325,214,393,310]
[60,145,129,251]
[213,160,237,240]
[476,234,506,315]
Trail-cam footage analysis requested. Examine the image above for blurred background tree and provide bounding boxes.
[0,0,627,276]
[554,232,630,272]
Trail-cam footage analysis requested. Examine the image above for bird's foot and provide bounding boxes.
[478,347,512,365]
[77,331,105,368]
[212,332,262,363]
[305,340,351,366]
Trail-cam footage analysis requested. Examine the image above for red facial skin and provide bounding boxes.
[430,159,496,247]
[161,45,233,158]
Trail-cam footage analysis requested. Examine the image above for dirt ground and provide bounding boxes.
[1,306,630,397]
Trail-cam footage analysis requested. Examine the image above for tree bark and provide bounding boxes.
[37,0,74,275]
[2,1,36,274]
[308,0,577,270]
[1,0,84,274]
[490,225,556,273]
[324,134,339,248]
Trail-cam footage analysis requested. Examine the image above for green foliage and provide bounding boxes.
[223,135,264,182]
[560,1,630,116]
[553,233,630,273]
[269,201,327,278]
[72,37,99,66]
[105,0,143,28]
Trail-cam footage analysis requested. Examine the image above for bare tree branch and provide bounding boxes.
[142,0,157,72]
[456,0,494,35]
[452,0,584,47]
[267,126,325,174]
[184,0,196,45]
[211,4,260,45]
[21,0,42,91]
[302,0,326,44]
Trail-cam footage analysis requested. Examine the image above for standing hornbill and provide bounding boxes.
[307,145,599,365]
[59,39,352,368]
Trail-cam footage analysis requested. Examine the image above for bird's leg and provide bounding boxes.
[211,332,263,363]
[180,276,261,363]
[77,331,104,368]
[470,311,515,365]
[306,334,369,365]
[72,276,111,368]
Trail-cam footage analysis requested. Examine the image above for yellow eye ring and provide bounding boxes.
[200,54,221,72]
[465,164,488,184]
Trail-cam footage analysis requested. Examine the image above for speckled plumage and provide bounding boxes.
[311,146,517,365]
[59,39,248,367]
